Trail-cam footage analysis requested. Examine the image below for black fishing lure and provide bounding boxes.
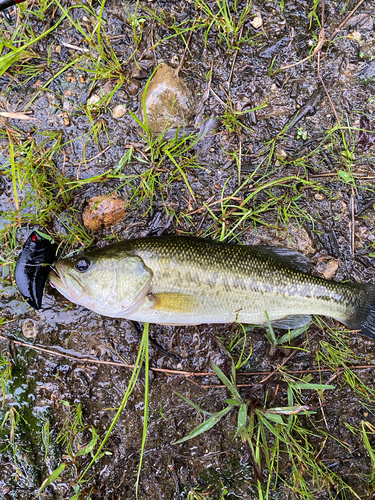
[15,231,57,310]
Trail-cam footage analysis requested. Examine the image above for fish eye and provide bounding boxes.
[75,257,91,273]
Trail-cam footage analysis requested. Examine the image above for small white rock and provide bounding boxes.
[22,319,37,339]
[87,94,101,106]
[349,31,362,42]
[276,148,287,159]
[251,16,263,29]
[112,104,126,119]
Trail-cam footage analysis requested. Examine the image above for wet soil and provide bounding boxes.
[1,0,375,499]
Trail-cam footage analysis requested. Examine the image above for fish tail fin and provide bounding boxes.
[346,284,375,339]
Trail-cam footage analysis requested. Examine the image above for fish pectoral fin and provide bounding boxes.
[270,314,312,330]
[151,293,199,313]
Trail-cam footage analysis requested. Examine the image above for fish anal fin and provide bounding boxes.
[270,314,311,330]
[151,293,199,313]
[254,245,313,272]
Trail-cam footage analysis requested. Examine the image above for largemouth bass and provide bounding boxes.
[49,236,375,337]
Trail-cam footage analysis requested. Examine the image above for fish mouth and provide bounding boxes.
[49,263,84,301]
[50,265,60,279]
[49,263,64,290]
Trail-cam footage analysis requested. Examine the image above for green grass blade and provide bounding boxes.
[77,322,148,484]
[38,463,66,495]
[136,322,149,497]
[210,363,241,401]
[276,325,309,345]
[175,393,213,416]
[172,406,232,445]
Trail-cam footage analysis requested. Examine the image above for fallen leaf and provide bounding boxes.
[0,112,37,121]
[358,115,375,151]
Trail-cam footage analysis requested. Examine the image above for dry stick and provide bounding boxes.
[210,88,227,107]
[0,334,211,377]
[227,23,245,90]
[317,51,340,125]
[319,394,329,430]
[328,0,367,43]
[279,0,366,71]
[2,334,375,380]
[279,17,326,71]
[316,0,342,126]
[257,349,297,385]
[175,15,197,77]
[188,195,244,216]
[321,0,325,32]
[195,60,214,127]
[237,365,375,377]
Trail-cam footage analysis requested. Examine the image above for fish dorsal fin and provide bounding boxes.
[151,293,199,313]
[253,245,313,272]
[270,314,312,330]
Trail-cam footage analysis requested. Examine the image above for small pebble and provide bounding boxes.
[112,105,126,119]
[87,94,101,106]
[276,148,287,159]
[100,81,114,97]
[314,193,325,201]
[22,319,37,339]
[251,16,263,29]
[127,79,141,96]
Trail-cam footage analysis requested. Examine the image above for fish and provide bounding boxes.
[48,236,375,337]
[15,231,57,310]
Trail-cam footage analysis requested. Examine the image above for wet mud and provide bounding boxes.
[1,0,375,499]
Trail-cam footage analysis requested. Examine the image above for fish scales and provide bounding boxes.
[49,236,375,337]
[124,237,352,325]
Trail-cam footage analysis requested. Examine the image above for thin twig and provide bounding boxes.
[226,0,249,89]
[319,394,329,429]
[279,0,366,71]
[209,88,227,107]
[227,26,244,90]
[0,334,210,377]
[258,350,297,385]
[328,0,366,43]
[317,52,340,125]
[175,15,197,77]
[187,195,244,216]
[1,334,374,380]
[279,4,326,72]
[73,145,111,166]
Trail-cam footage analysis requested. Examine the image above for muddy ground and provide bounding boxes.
[1,0,375,499]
